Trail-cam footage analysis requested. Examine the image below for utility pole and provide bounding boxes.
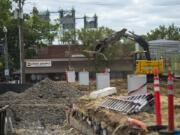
[3,26,9,81]
[18,0,25,84]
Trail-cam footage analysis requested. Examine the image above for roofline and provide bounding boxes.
[25,58,91,62]
[148,39,180,44]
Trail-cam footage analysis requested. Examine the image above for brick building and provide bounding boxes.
[23,45,134,82]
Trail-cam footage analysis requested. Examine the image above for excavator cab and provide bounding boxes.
[124,31,165,74]
[130,50,164,75]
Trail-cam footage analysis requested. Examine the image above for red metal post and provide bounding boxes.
[167,69,174,131]
[153,68,162,125]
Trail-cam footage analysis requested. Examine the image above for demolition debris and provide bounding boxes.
[100,94,154,114]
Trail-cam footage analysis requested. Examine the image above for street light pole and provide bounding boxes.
[18,0,25,84]
[3,26,9,81]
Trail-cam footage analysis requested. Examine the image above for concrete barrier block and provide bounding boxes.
[66,71,75,83]
[79,72,89,85]
[89,87,117,99]
[96,73,110,89]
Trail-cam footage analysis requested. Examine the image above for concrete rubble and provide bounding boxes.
[89,87,117,99]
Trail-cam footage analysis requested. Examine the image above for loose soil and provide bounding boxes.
[0,78,84,135]
[0,78,179,135]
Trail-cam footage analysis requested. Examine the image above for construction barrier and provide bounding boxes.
[153,68,162,125]
[66,71,76,83]
[127,74,147,95]
[167,69,174,131]
[79,71,89,85]
[96,73,110,89]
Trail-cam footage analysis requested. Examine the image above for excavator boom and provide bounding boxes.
[94,28,151,60]
[95,28,127,53]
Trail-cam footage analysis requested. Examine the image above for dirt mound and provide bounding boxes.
[15,78,83,102]
[0,78,84,130]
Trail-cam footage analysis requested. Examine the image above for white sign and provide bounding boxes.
[26,60,52,67]
[4,69,9,76]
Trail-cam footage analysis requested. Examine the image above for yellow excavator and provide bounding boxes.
[85,28,164,75]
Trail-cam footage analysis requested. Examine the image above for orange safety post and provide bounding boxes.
[167,68,174,131]
[153,68,162,125]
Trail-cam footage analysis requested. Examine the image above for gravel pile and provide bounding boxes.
[15,78,83,103]
[0,78,84,129]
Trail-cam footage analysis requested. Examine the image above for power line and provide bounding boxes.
[24,0,122,8]
[57,0,122,6]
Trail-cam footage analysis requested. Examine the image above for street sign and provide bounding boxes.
[4,69,9,76]
[26,60,52,67]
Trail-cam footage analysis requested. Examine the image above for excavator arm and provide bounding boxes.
[124,31,151,60]
[94,28,127,53]
[93,28,151,60]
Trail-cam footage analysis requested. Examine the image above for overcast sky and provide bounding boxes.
[21,0,180,35]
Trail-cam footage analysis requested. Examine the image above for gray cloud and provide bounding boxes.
[23,0,180,34]
[150,0,180,6]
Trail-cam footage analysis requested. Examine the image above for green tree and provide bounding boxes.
[61,30,76,44]
[77,27,113,71]
[77,27,113,46]
[24,7,59,58]
[0,0,11,26]
[146,24,180,40]
[0,3,59,71]
[0,0,12,71]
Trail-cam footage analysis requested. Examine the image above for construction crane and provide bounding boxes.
[85,28,164,75]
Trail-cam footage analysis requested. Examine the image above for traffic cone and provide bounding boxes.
[158,68,175,135]
[167,68,174,131]
[153,67,162,125]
